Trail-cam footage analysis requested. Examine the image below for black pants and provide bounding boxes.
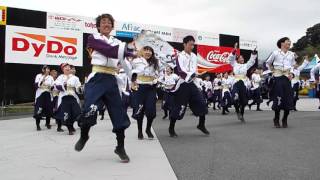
[79,73,130,132]
[132,84,157,121]
[249,88,263,107]
[271,76,294,111]
[232,80,248,115]
[170,82,208,121]
[34,92,53,119]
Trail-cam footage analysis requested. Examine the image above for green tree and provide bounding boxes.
[292,23,320,63]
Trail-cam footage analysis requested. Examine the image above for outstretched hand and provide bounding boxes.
[232,43,238,55]
[252,47,258,55]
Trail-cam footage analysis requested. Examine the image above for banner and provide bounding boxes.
[240,39,257,50]
[47,12,177,38]
[197,45,240,73]
[196,31,219,46]
[0,6,6,25]
[172,28,197,43]
[5,25,83,66]
[47,12,99,34]
[115,21,173,41]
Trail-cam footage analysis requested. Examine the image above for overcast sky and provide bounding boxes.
[2,0,320,59]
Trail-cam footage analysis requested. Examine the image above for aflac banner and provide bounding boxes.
[115,21,173,41]
[5,25,83,66]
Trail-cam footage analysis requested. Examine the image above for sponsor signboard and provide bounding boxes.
[115,21,173,41]
[196,31,219,46]
[5,25,83,66]
[47,12,100,34]
[240,39,257,50]
[197,45,240,73]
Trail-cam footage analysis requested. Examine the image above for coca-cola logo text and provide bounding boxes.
[206,51,230,63]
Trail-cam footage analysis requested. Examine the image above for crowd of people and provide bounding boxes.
[32,13,318,163]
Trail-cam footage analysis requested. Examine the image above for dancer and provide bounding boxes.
[161,66,179,120]
[74,14,135,162]
[212,73,222,110]
[169,35,209,137]
[228,43,258,122]
[221,72,233,115]
[54,63,82,135]
[203,75,213,106]
[263,70,274,106]
[128,46,159,140]
[33,65,54,131]
[248,69,263,111]
[266,37,297,128]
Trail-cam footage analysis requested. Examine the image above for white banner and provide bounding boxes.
[196,31,219,46]
[172,28,197,43]
[114,21,173,41]
[47,13,83,32]
[5,25,83,66]
[47,12,100,34]
[240,39,258,50]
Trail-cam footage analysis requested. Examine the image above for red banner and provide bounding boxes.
[197,45,240,73]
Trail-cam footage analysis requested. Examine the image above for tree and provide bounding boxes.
[292,23,320,63]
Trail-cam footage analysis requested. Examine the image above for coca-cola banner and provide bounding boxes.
[197,45,240,73]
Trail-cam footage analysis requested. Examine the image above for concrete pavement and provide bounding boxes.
[0,98,319,180]
[0,114,177,180]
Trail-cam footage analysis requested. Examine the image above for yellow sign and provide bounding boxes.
[0,6,7,25]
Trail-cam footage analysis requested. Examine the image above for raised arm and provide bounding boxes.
[245,53,258,70]
[228,44,238,67]
[297,56,310,72]
[87,34,135,60]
